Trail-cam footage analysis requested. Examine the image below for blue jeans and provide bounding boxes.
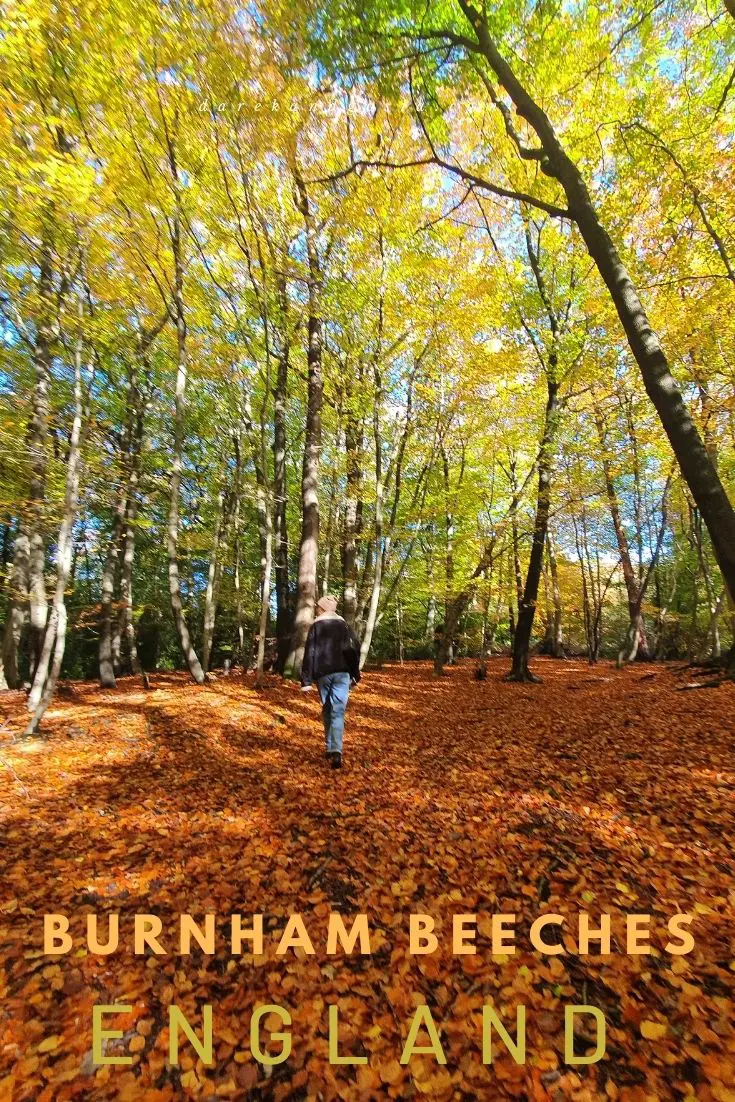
[318,671,351,754]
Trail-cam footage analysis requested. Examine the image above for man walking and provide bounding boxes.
[301,595,361,769]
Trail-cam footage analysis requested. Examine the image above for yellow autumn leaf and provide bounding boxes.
[640,1020,667,1041]
[37,1035,61,1053]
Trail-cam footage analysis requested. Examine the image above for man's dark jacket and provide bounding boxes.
[301,613,361,686]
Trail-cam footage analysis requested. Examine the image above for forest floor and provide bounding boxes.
[0,658,734,1102]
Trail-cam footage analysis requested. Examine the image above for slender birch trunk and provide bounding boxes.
[359,338,389,668]
[26,301,90,733]
[546,533,564,657]
[355,542,373,637]
[232,435,245,666]
[509,377,560,680]
[508,458,523,641]
[118,481,149,689]
[359,267,419,667]
[100,341,155,687]
[26,236,56,681]
[705,590,725,660]
[202,488,226,673]
[440,441,455,664]
[594,410,649,660]
[284,169,322,677]
[359,451,385,669]
[273,321,291,671]
[342,382,364,629]
[166,172,205,683]
[99,504,124,688]
[255,482,273,687]
[425,549,436,646]
[242,373,274,686]
[653,569,677,658]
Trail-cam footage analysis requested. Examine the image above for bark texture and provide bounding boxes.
[284,169,323,677]
[26,304,90,733]
[165,153,205,684]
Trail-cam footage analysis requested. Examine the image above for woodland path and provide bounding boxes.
[0,660,734,1101]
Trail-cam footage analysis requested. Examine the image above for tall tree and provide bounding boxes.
[284,167,325,676]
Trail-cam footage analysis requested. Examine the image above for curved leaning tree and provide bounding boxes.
[306,0,735,679]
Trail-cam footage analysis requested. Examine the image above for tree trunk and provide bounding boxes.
[26,238,56,681]
[425,589,436,645]
[508,458,523,642]
[320,466,336,596]
[114,356,150,688]
[459,0,735,604]
[359,455,385,670]
[572,501,598,663]
[541,554,553,651]
[2,530,30,688]
[26,303,90,733]
[486,550,505,654]
[118,482,149,689]
[693,508,723,662]
[481,573,491,655]
[434,592,468,674]
[273,331,291,671]
[166,196,205,684]
[440,442,456,664]
[433,531,499,675]
[98,504,124,688]
[255,482,273,688]
[509,376,560,680]
[547,534,564,656]
[508,215,567,681]
[594,410,651,662]
[232,437,245,667]
[284,170,323,677]
[355,541,373,638]
[111,594,123,675]
[202,488,226,674]
[359,287,403,670]
[0,524,9,593]
[342,400,363,630]
[359,385,387,670]
[243,377,275,688]
[653,569,676,659]
[705,590,725,661]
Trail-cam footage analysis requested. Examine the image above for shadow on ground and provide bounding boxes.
[0,659,733,1101]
